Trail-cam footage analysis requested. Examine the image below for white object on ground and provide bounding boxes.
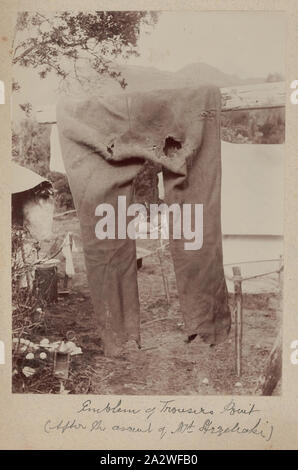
[25,353,34,360]
[22,367,35,377]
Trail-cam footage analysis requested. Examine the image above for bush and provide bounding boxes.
[221,108,285,144]
[49,172,75,211]
[12,119,51,177]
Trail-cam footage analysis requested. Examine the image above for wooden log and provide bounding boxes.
[36,81,286,124]
[221,81,285,112]
[255,331,282,395]
[232,266,243,377]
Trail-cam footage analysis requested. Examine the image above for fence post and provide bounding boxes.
[157,239,170,305]
[232,266,243,377]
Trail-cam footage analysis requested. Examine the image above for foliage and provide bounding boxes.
[11,226,87,394]
[12,119,51,177]
[221,108,285,144]
[50,172,75,210]
[12,11,159,209]
[13,11,158,89]
[266,72,284,83]
[133,161,160,206]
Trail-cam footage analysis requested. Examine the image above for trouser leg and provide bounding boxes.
[60,143,143,355]
[162,95,231,345]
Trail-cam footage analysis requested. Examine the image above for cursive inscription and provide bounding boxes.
[42,398,274,443]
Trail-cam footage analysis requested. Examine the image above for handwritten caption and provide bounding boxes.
[43,398,274,442]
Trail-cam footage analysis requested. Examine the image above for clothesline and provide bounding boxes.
[137,238,283,284]
[224,266,283,283]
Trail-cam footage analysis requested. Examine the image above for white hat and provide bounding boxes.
[12,162,50,194]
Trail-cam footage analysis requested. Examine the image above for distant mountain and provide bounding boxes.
[13,61,267,119]
[98,62,265,92]
[175,62,265,87]
[89,62,266,96]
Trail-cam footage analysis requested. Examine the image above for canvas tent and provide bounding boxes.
[220,141,283,293]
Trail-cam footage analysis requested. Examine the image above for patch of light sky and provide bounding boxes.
[122,11,285,78]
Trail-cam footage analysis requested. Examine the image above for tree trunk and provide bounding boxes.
[255,331,282,395]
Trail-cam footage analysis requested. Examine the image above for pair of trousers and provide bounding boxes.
[57,85,231,355]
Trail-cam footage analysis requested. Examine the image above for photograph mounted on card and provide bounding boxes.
[10,10,286,398]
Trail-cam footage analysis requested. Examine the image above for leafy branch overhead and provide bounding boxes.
[13,11,158,89]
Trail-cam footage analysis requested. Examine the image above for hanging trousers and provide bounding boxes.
[57,85,231,356]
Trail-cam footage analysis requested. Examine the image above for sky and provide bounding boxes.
[12,11,286,118]
[128,11,286,78]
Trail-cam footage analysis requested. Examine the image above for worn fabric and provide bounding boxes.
[57,85,231,355]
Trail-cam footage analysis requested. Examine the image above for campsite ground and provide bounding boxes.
[17,213,281,396]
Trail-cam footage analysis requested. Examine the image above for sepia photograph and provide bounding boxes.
[11,10,285,397]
